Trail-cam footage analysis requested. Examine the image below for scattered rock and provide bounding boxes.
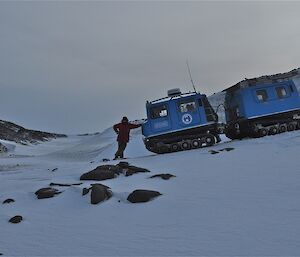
[90,161,95,164]
[80,165,122,181]
[117,161,130,169]
[0,142,8,153]
[80,163,151,180]
[49,182,82,187]
[82,187,91,196]
[125,165,151,176]
[102,158,110,162]
[35,187,62,199]
[127,189,162,203]
[223,147,235,152]
[2,198,15,204]
[90,184,112,204]
[51,168,58,172]
[209,150,219,155]
[149,174,176,180]
[213,147,236,152]
[9,215,23,224]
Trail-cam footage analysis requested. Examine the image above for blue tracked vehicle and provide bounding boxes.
[142,88,223,153]
[224,68,300,139]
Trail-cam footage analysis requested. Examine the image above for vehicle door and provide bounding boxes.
[149,104,172,133]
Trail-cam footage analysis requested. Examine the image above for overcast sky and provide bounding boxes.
[1,1,300,134]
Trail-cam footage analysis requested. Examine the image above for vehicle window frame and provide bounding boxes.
[150,105,168,119]
[275,86,288,99]
[256,89,268,102]
[177,99,197,113]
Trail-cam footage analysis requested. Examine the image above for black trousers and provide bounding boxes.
[115,142,127,159]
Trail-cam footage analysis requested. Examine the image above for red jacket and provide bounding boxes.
[113,122,141,143]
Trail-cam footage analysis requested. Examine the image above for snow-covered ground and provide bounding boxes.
[1,127,300,256]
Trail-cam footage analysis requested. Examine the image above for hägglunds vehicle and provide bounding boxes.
[142,88,224,153]
[224,68,300,139]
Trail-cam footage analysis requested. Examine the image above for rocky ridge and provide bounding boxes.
[0,119,66,145]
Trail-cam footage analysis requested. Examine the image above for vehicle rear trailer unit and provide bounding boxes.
[224,68,300,139]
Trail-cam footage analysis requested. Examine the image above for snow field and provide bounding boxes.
[1,128,300,255]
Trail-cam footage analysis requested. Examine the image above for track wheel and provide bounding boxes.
[269,126,278,135]
[181,141,191,150]
[159,145,169,154]
[204,135,215,146]
[279,124,287,133]
[259,128,268,137]
[287,123,296,131]
[191,139,201,149]
[171,143,180,152]
[297,121,300,130]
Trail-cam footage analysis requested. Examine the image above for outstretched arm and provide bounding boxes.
[129,123,142,129]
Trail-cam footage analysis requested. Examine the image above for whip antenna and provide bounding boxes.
[186,60,197,93]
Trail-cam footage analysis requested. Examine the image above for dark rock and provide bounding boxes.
[78,133,89,136]
[49,182,82,187]
[2,198,15,204]
[127,189,162,203]
[125,165,151,176]
[219,147,235,152]
[209,150,219,155]
[80,165,122,181]
[82,187,91,196]
[9,215,23,224]
[117,161,130,168]
[224,147,235,152]
[149,174,176,180]
[102,158,110,162]
[51,168,58,172]
[35,187,62,199]
[0,142,8,153]
[90,184,112,204]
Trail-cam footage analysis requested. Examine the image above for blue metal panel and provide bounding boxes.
[242,81,300,119]
[142,92,212,138]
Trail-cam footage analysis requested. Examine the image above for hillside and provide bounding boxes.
[0,120,66,145]
[1,126,300,256]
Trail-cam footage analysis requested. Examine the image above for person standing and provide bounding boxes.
[113,117,141,160]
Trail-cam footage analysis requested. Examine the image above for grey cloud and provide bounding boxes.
[0,1,300,133]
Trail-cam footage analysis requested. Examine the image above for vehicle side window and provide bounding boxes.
[256,89,268,102]
[178,101,196,113]
[150,105,168,119]
[276,86,288,99]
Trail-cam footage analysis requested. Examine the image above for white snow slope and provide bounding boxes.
[1,127,300,256]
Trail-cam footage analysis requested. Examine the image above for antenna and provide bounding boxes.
[186,60,197,93]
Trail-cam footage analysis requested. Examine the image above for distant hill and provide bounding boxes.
[0,119,66,145]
